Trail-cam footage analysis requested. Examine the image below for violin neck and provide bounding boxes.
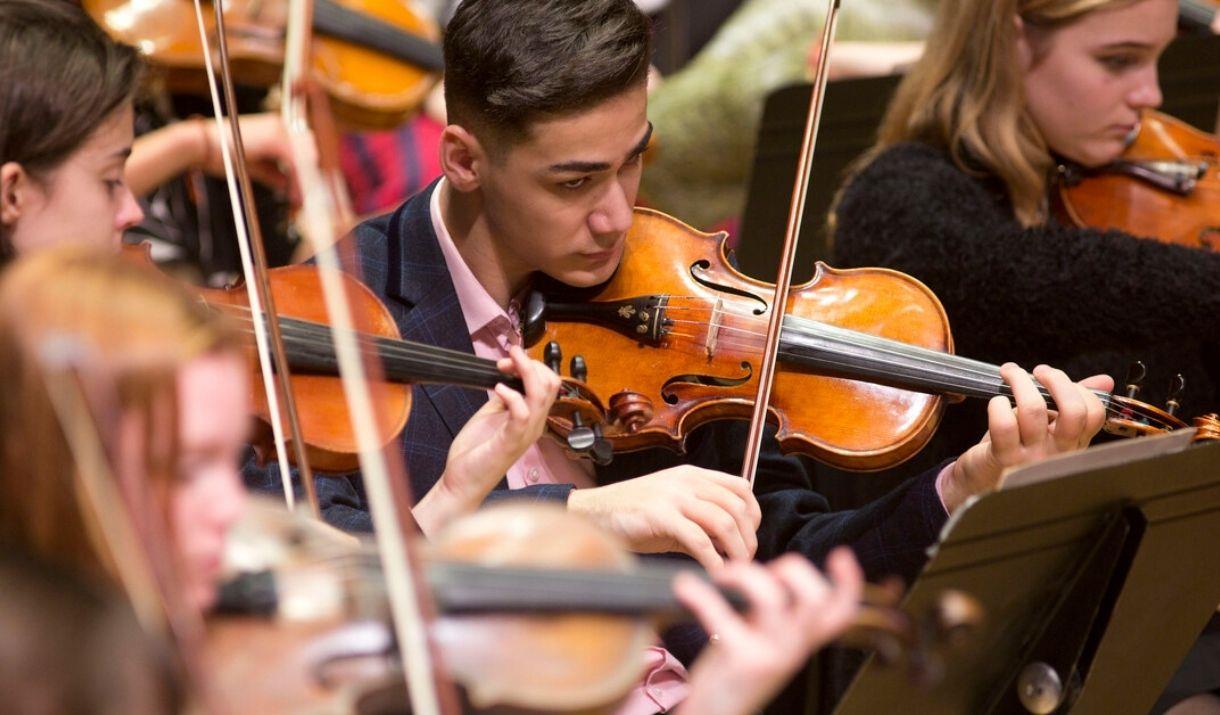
[274,315,523,392]
[428,562,745,618]
[777,315,1110,411]
[220,561,742,620]
[313,0,445,72]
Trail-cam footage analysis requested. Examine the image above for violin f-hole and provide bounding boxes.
[689,260,768,315]
[661,361,754,405]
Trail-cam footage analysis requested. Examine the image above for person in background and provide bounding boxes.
[640,0,936,232]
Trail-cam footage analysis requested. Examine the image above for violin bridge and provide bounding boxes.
[706,298,724,359]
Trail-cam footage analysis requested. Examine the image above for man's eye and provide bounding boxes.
[561,177,589,190]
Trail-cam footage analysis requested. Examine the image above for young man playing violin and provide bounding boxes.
[275,0,1109,632]
[294,0,1108,567]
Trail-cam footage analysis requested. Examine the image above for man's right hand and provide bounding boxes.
[566,466,761,570]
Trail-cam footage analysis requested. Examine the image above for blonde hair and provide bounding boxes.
[0,246,237,586]
[861,0,1138,226]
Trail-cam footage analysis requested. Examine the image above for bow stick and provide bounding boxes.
[189,0,319,516]
[278,1,461,711]
[741,0,844,484]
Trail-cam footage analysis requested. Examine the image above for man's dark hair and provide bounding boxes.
[443,0,652,146]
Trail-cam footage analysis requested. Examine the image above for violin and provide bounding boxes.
[121,245,609,473]
[206,501,983,712]
[203,264,611,472]
[1054,110,1220,251]
[520,208,1190,472]
[84,0,444,129]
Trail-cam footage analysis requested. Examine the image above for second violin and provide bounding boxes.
[1055,110,1220,251]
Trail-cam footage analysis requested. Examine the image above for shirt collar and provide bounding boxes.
[430,178,516,338]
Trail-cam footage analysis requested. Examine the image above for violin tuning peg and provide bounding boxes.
[570,355,588,383]
[1124,361,1147,399]
[1166,374,1186,417]
[566,412,596,453]
[544,341,562,374]
[590,424,613,466]
[521,291,547,346]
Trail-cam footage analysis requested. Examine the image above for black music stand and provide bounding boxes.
[833,430,1220,714]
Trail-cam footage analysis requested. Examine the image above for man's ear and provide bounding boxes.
[439,125,487,192]
[0,162,30,228]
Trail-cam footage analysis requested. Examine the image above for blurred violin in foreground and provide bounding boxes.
[208,502,984,712]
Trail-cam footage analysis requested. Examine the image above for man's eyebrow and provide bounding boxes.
[627,121,654,159]
[546,122,654,174]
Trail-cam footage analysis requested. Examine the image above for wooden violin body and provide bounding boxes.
[200,264,412,473]
[525,208,953,472]
[85,0,443,128]
[1055,110,1220,251]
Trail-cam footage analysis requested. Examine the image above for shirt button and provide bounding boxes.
[526,467,540,483]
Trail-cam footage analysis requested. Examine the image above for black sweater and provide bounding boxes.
[831,141,1220,463]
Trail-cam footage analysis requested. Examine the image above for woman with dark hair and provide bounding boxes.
[0,0,296,266]
[0,0,144,260]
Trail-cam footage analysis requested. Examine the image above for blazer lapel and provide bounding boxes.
[383,182,487,440]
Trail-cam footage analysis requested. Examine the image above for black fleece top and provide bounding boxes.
[831,141,1220,463]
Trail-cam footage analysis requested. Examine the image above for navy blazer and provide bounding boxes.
[244,181,949,586]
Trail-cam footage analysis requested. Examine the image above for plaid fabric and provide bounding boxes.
[341,116,445,217]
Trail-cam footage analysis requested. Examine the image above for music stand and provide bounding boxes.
[833,431,1220,714]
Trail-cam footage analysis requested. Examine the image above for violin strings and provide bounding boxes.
[214,304,510,383]
[651,322,1174,430]
[209,299,1177,431]
[651,296,1171,425]
[678,327,1173,429]
[661,298,1010,380]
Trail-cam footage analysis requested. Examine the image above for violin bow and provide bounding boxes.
[189,0,320,517]
[190,3,458,710]
[741,0,843,485]
[40,346,217,710]
[277,1,462,712]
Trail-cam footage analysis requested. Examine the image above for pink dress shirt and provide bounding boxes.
[430,180,690,713]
